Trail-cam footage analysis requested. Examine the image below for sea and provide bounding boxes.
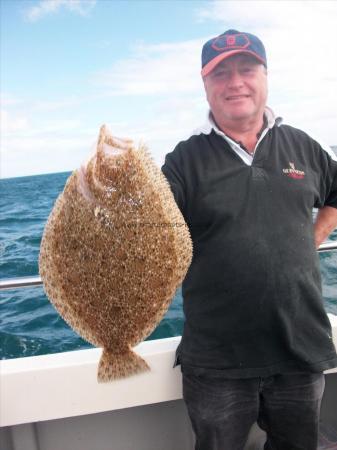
[1,171,337,360]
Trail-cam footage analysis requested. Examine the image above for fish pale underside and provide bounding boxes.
[39,125,193,382]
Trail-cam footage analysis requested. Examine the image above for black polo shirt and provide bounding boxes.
[161,124,337,378]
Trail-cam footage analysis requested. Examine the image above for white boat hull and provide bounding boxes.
[1,314,337,450]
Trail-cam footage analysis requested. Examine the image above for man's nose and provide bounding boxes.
[227,71,244,89]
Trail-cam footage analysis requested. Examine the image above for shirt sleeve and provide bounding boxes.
[323,156,337,209]
[161,145,186,214]
[315,143,337,209]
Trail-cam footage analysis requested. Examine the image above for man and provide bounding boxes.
[161,29,337,450]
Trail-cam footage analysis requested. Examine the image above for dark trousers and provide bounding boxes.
[182,371,325,450]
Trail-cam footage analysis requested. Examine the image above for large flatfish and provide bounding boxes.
[39,125,192,382]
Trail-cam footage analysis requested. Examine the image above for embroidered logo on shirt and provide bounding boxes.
[283,162,305,179]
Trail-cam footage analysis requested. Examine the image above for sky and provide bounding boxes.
[1,0,337,178]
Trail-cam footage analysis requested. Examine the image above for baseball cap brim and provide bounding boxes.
[201,49,266,77]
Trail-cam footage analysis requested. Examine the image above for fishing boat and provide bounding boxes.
[1,242,337,450]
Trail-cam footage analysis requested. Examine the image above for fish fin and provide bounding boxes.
[97,347,150,382]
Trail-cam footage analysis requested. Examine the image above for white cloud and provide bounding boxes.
[196,0,337,31]
[31,97,85,113]
[93,39,204,96]
[0,91,208,178]
[90,37,212,164]
[1,110,29,134]
[1,92,24,107]
[2,136,88,178]
[23,0,96,22]
[1,121,96,179]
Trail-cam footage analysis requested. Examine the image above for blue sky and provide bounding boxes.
[2,0,337,178]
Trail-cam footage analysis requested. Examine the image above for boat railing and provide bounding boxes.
[0,241,337,291]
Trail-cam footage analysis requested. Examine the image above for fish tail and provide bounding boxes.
[97,347,150,382]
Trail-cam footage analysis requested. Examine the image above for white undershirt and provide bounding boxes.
[194,106,283,166]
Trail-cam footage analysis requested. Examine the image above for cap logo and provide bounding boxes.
[226,36,236,46]
[212,33,250,52]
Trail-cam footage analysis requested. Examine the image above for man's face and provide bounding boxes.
[203,54,268,126]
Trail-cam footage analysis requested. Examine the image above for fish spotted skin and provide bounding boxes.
[39,125,193,382]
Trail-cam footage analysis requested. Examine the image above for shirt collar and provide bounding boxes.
[195,106,283,137]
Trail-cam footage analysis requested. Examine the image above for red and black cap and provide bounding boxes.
[201,29,267,77]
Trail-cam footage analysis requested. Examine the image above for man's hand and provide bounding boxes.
[314,205,337,248]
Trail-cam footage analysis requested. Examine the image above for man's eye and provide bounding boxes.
[242,66,257,74]
[213,70,228,77]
